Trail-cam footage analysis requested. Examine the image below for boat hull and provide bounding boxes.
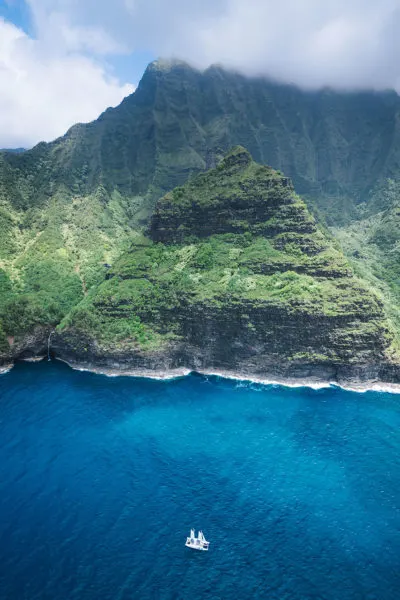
[185,541,209,551]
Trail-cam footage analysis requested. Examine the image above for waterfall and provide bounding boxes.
[47,331,54,361]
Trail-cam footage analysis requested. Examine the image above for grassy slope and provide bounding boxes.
[60,148,398,364]
[334,181,400,343]
[61,235,390,355]
[0,184,138,351]
[1,61,400,359]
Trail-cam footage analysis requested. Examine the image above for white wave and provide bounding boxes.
[0,364,13,375]
[54,358,400,395]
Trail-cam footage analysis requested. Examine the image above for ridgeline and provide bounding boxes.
[54,148,399,384]
[1,60,400,385]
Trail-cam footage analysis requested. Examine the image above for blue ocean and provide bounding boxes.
[0,361,400,599]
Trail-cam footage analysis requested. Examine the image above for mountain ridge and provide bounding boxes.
[3,60,400,221]
[50,147,400,385]
[1,61,400,384]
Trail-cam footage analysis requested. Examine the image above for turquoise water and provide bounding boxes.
[0,361,400,599]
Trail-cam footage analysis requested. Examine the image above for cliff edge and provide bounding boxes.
[50,147,400,385]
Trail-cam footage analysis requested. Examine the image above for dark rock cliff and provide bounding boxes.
[2,60,400,224]
[49,148,400,386]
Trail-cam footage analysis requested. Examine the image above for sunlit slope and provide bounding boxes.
[58,148,399,380]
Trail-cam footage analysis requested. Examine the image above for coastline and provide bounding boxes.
[55,357,400,395]
[0,363,13,375]
[201,368,400,395]
[56,357,192,380]
[3,355,400,393]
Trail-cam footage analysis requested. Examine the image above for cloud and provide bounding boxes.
[189,0,400,90]
[2,0,400,147]
[0,17,133,148]
[24,0,400,92]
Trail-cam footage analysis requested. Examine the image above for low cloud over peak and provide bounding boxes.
[1,0,400,147]
[34,0,399,90]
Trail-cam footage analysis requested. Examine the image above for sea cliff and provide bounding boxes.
[41,147,400,387]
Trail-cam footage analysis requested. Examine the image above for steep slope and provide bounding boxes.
[0,176,137,356]
[54,148,399,385]
[2,60,400,373]
[335,180,400,336]
[2,60,400,225]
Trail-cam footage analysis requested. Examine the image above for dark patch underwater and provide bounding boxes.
[0,361,399,599]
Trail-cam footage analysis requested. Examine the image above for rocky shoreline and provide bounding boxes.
[1,320,400,393]
[2,352,400,394]
[57,359,400,393]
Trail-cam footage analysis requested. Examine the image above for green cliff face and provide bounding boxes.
[2,60,400,225]
[334,180,400,338]
[56,148,398,381]
[1,59,400,382]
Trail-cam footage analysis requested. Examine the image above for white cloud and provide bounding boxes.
[42,12,128,55]
[184,0,400,90]
[2,0,400,147]
[0,17,133,148]
[26,0,400,91]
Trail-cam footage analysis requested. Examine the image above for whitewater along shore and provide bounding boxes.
[1,314,400,392]
[3,355,400,394]
[3,350,400,394]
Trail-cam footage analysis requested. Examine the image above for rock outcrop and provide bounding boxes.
[50,148,400,386]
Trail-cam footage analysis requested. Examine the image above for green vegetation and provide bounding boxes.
[0,184,138,346]
[334,181,400,344]
[1,58,400,372]
[61,148,398,365]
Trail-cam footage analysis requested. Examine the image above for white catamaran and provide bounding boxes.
[185,529,210,551]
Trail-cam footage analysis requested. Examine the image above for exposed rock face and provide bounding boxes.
[1,326,52,363]
[2,61,400,387]
[50,148,400,386]
[150,147,300,242]
[2,60,400,226]
[52,303,399,386]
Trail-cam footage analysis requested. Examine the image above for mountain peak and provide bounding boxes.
[150,146,300,244]
[60,148,396,385]
[220,146,252,170]
[146,58,195,73]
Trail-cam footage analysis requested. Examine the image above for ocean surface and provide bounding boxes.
[0,361,400,599]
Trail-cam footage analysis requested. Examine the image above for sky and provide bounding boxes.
[1,0,400,148]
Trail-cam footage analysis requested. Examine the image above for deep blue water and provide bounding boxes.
[0,362,400,599]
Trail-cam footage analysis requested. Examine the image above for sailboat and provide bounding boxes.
[185,529,210,551]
